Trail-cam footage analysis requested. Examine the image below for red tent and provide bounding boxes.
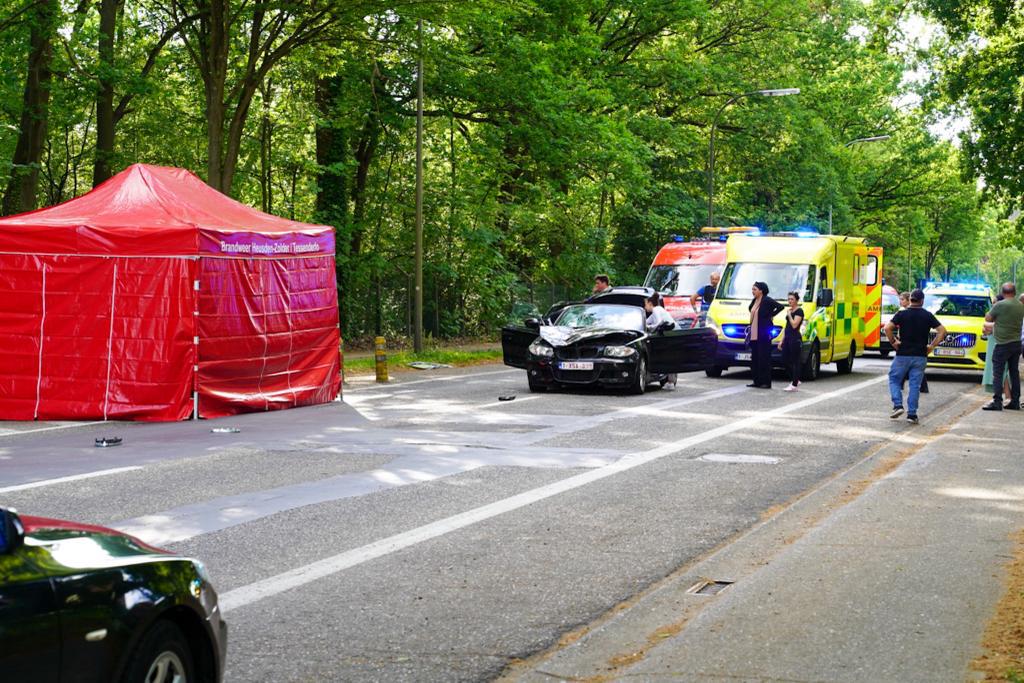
[0,164,340,421]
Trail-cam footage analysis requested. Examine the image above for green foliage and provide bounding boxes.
[0,0,1001,338]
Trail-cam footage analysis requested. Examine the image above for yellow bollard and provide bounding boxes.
[374,336,388,383]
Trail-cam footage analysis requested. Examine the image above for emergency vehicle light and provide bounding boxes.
[924,281,990,291]
[722,324,747,339]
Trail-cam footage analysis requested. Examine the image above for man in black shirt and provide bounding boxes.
[884,289,946,424]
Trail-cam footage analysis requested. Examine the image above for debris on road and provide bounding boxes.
[407,361,452,370]
[211,427,241,434]
[94,437,122,447]
[498,394,516,401]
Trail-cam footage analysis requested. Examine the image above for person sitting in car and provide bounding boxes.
[644,293,675,331]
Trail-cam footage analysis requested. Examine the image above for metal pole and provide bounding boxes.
[414,18,425,352]
[828,203,833,235]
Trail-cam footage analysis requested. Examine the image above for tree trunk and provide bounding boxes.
[259,81,273,213]
[92,0,122,187]
[201,0,229,192]
[315,76,352,331]
[3,0,58,215]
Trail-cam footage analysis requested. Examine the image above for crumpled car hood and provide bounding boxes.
[539,326,643,347]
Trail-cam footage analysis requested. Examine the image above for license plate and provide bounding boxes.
[558,361,594,370]
[933,348,966,357]
[735,353,752,361]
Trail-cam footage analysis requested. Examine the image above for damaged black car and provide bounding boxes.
[501,288,717,394]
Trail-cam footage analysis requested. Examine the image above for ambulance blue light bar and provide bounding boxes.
[924,281,990,291]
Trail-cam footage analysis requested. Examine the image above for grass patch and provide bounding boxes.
[343,348,503,375]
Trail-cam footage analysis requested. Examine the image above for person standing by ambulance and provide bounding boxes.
[982,283,1024,411]
[748,282,784,389]
[885,289,946,424]
[777,291,804,391]
[690,271,721,326]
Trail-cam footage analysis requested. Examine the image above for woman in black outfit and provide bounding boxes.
[748,281,785,388]
[777,291,805,391]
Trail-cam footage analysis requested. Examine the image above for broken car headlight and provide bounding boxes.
[528,340,554,358]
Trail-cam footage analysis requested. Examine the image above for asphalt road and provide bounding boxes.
[0,356,982,682]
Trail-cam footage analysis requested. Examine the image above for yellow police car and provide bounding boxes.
[922,282,993,371]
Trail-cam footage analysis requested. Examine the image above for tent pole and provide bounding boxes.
[192,269,200,420]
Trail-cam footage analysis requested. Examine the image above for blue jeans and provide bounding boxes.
[889,356,928,414]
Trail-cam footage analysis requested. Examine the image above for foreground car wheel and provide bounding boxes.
[705,365,724,378]
[122,620,195,683]
[630,356,648,394]
[527,375,547,392]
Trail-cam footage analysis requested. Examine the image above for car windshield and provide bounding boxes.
[882,294,901,315]
[644,264,720,296]
[555,304,644,331]
[719,263,815,302]
[924,294,991,318]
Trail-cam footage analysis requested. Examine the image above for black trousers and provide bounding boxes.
[782,341,801,386]
[751,337,773,387]
[992,341,1022,402]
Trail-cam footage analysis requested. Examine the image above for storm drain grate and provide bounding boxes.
[687,580,734,596]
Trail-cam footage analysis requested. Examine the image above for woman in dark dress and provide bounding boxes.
[748,281,785,388]
[777,291,804,391]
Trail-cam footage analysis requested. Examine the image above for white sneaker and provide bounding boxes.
[784,384,797,392]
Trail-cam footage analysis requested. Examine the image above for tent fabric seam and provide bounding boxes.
[103,263,118,420]
[33,266,46,420]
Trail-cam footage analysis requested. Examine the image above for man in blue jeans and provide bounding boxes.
[884,289,946,424]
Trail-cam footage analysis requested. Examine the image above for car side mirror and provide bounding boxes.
[524,317,541,330]
[817,288,834,307]
[656,320,676,334]
[0,508,25,554]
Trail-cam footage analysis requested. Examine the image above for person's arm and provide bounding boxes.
[928,324,947,353]
[885,320,900,349]
[788,310,803,329]
[690,289,701,308]
[985,301,998,323]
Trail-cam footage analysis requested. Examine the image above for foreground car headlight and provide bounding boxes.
[604,345,636,358]
[529,339,554,358]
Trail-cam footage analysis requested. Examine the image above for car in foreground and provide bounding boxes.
[501,287,717,393]
[0,506,227,683]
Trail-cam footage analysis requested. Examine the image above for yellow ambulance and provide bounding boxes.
[705,232,882,380]
[921,282,993,371]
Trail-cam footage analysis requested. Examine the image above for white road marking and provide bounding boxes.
[0,466,143,494]
[219,374,887,612]
[698,453,782,464]
[0,421,105,438]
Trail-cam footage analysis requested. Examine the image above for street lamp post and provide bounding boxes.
[706,88,799,228]
[830,135,891,234]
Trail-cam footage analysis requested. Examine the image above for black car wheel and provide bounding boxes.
[527,375,547,392]
[121,620,195,683]
[630,355,648,395]
[801,342,821,382]
[705,365,724,378]
[879,349,890,359]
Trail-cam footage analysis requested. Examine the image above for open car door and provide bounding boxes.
[501,325,539,368]
[647,327,718,374]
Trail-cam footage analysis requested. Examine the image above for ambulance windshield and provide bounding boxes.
[645,264,720,296]
[719,263,816,302]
